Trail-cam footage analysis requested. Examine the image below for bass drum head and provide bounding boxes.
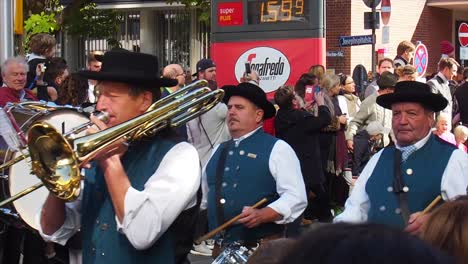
[9,109,89,230]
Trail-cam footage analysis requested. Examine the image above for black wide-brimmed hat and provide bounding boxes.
[222,82,276,119]
[79,49,177,88]
[376,81,448,112]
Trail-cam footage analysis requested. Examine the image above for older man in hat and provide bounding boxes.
[335,81,468,233]
[205,82,307,255]
[39,50,201,264]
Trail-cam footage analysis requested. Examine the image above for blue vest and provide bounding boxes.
[366,135,456,228]
[81,138,177,264]
[206,129,281,243]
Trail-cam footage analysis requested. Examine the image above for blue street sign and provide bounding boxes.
[339,35,374,47]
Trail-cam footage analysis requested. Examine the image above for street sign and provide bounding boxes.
[413,43,428,77]
[363,0,381,8]
[382,26,390,44]
[381,0,391,25]
[339,35,373,47]
[461,47,468,60]
[459,22,468,47]
[327,51,345,57]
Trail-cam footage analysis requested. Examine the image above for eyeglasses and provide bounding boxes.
[176,72,186,77]
[345,81,355,85]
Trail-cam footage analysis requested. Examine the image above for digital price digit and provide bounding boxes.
[260,0,305,23]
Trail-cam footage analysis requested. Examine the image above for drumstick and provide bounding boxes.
[422,195,442,215]
[195,198,268,244]
[408,195,442,225]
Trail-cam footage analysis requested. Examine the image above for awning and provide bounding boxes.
[427,0,468,11]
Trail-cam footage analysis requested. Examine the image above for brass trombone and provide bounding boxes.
[0,80,224,207]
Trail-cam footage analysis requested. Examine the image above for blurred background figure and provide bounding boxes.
[55,73,90,106]
[453,125,468,152]
[25,33,56,89]
[440,40,455,59]
[433,114,456,145]
[85,51,103,103]
[395,65,418,82]
[393,40,415,68]
[337,73,361,123]
[308,65,325,85]
[161,63,186,97]
[279,223,454,264]
[364,58,394,99]
[420,196,468,264]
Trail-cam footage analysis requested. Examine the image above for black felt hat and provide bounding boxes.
[79,49,177,88]
[376,81,448,112]
[221,82,276,119]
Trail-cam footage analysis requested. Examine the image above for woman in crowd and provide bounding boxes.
[395,64,418,82]
[337,73,361,122]
[308,65,325,84]
[56,73,90,106]
[320,74,348,207]
[420,196,468,264]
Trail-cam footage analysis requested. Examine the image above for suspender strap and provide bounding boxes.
[215,141,231,225]
[392,149,411,224]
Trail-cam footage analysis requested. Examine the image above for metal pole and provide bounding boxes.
[0,0,14,62]
[371,0,376,78]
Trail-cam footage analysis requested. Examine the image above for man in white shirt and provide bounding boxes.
[38,50,201,264]
[335,81,468,233]
[427,57,459,124]
[204,82,307,256]
[85,51,103,104]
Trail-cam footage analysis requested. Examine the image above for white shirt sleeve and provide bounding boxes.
[333,149,383,223]
[39,142,201,251]
[115,142,200,250]
[268,140,307,224]
[440,149,468,200]
[37,194,82,246]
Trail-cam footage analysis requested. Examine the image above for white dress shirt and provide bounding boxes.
[335,131,468,223]
[202,127,307,224]
[37,142,201,250]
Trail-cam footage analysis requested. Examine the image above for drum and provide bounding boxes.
[0,102,90,230]
[212,243,252,264]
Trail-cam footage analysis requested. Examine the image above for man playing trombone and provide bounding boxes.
[38,50,201,263]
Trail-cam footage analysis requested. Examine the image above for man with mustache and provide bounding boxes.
[204,82,307,256]
[335,81,468,234]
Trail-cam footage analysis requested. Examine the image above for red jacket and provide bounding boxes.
[0,87,37,107]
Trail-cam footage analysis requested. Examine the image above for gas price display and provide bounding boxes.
[248,0,309,24]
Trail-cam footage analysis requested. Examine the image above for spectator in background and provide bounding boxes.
[433,114,456,145]
[346,71,397,152]
[364,58,394,98]
[308,65,325,84]
[420,196,468,264]
[275,85,332,222]
[394,40,416,68]
[25,33,56,89]
[338,73,361,123]
[352,121,389,178]
[453,125,468,153]
[294,73,319,114]
[395,64,418,82]
[192,58,216,82]
[85,51,103,103]
[320,74,348,206]
[427,57,459,125]
[55,73,90,106]
[161,64,186,97]
[279,223,455,264]
[0,56,37,107]
[454,67,468,125]
[33,57,68,102]
[440,40,455,59]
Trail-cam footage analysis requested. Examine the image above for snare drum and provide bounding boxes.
[0,102,89,230]
[212,243,252,264]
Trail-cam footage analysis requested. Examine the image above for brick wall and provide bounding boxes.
[325,0,351,75]
[326,0,454,77]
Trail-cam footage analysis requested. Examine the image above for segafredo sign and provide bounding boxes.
[235,47,291,93]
